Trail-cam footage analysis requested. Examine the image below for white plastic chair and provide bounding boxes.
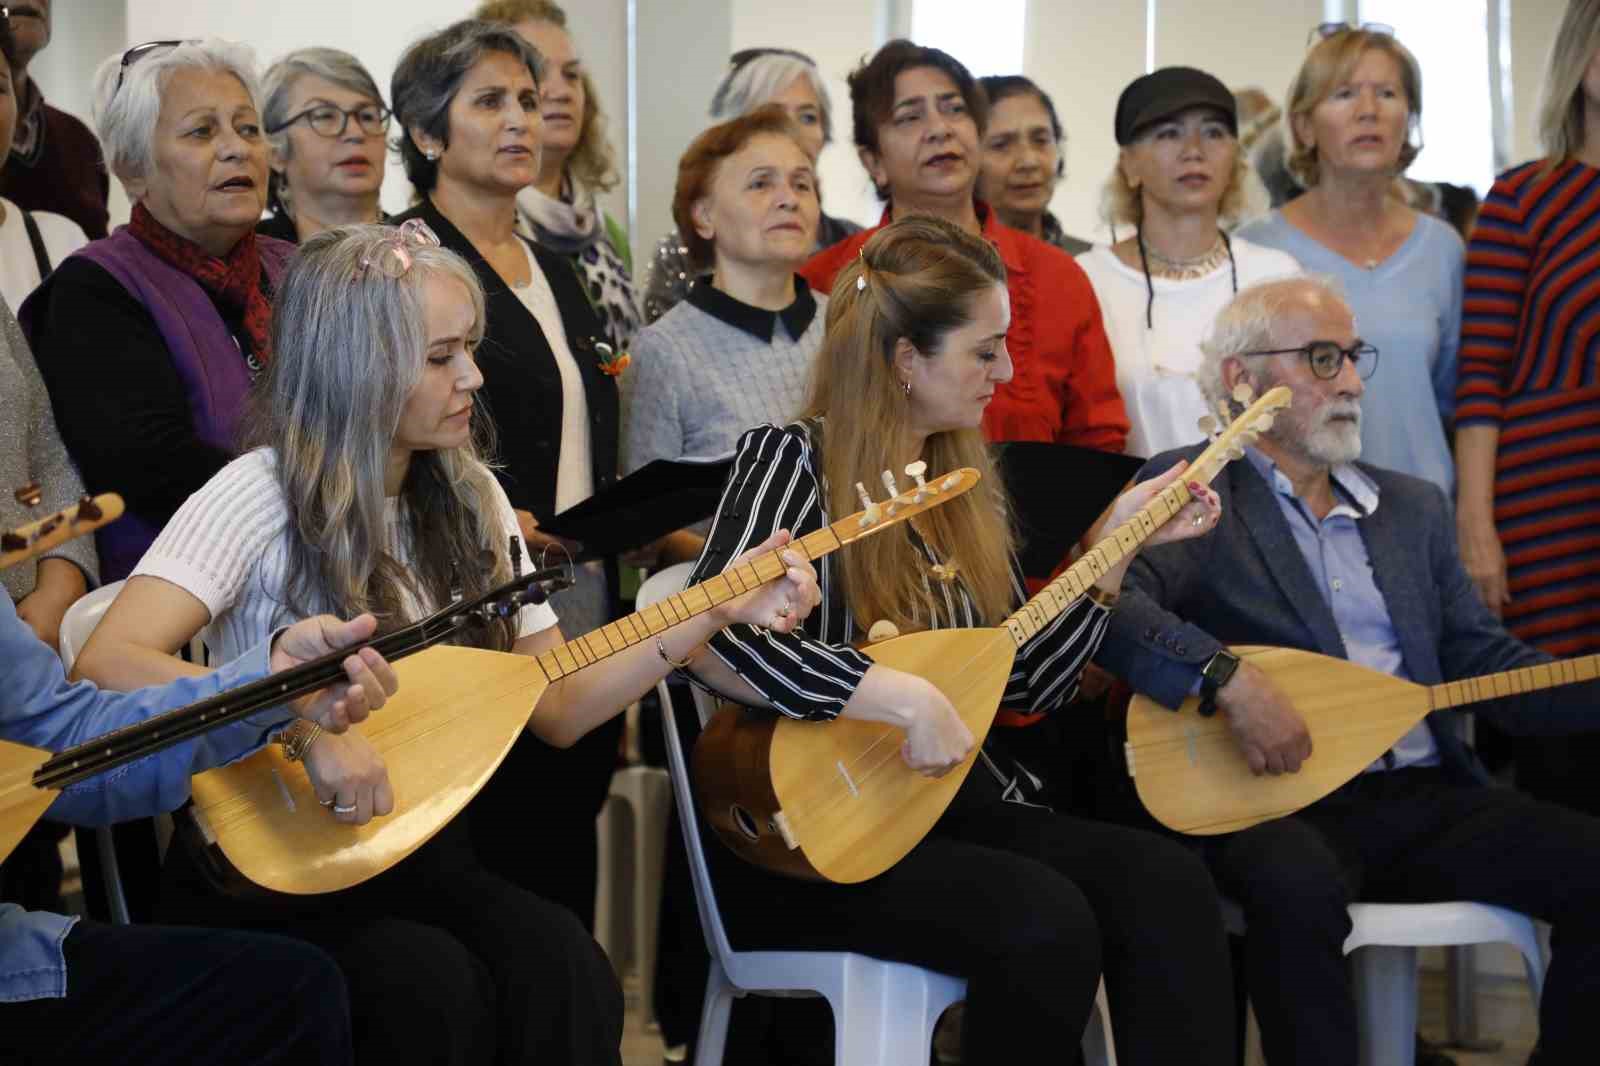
[593,758,672,1031]
[58,580,135,925]
[640,562,1115,1066]
[1222,897,1546,1066]
[58,579,194,926]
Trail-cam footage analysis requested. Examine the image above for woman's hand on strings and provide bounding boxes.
[713,530,820,635]
[270,612,399,734]
[303,730,396,825]
[1109,461,1223,549]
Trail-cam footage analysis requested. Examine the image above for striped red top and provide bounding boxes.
[1458,158,1600,656]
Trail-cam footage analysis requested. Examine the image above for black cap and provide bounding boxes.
[1115,67,1237,146]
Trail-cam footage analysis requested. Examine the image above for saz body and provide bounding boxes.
[694,387,1291,883]
[1125,645,1600,835]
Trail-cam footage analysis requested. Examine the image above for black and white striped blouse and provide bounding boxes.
[689,421,1112,722]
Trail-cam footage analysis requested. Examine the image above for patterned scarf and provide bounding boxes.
[129,202,272,368]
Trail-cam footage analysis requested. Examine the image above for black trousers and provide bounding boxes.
[158,816,623,1066]
[1206,767,1600,1066]
[0,918,350,1065]
[467,715,624,931]
[706,766,1238,1065]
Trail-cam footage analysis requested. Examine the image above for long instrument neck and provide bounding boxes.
[1429,653,1600,711]
[1002,480,1194,647]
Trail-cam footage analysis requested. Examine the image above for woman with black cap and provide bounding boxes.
[1078,66,1299,460]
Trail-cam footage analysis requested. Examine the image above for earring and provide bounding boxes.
[902,380,912,398]
[424,148,439,161]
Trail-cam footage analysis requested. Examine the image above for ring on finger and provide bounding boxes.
[319,797,336,808]
[332,802,357,815]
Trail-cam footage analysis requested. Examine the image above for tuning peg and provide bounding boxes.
[1232,382,1256,405]
[1255,412,1275,431]
[905,460,931,502]
[13,481,41,509]
[1197,413,1217,436]
[1216,399,1233,423]
[866,619,901,642]
[881,470,902,514]
[856,482,881,528]
[940,473,961,491]
[1226,444,1245,461]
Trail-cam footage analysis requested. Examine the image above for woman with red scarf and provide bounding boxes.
[23,39,291,585]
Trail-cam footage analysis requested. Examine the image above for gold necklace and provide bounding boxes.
[1142,235,1230,281]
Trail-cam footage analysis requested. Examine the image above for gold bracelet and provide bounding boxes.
[277,719,324,762]
[656,636,694,670]
[1085,584,1120,610]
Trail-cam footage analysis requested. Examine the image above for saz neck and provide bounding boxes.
[1430,654,1600,711]
[1002,480,1194,646]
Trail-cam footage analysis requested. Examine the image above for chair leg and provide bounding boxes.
[694,963,737,1066]
[593,795,623,970]
[1081,979,1116,1066]
[1351,944,1418,1066]
[831,962,958,1066]
[633,772,670,1031]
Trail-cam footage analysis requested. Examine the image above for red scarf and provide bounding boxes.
[129,202,273,366]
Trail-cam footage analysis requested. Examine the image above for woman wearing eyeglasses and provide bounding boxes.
[477,0,641,354]
[257,48,391,245]
[1236,25,1463,497]
[641,46,860,324]
[1077,67,1299,460]
[72,222,816,1066]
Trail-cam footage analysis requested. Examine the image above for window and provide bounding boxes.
[1359,0,1495,192]
[911,0,1028,78]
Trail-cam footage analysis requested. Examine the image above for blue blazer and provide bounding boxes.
[1097,444,1600,786]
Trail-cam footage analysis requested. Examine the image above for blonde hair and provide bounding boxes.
[1538,0,1600,165]
[475,0,620,192]
[1101,149,1261,229]
[1285,29,1423,187]
[246,224,516,650]
[803,216,1014,632]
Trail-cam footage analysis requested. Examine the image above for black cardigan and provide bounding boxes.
[393,198,619,524]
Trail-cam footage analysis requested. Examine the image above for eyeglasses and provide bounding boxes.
[268,102,391,139]
[1238,340,1379,381]
[358,219,441,279]
[1308,21,1394,47]
[114,40,188,96]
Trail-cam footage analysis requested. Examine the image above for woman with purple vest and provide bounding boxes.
[21,39,293,584]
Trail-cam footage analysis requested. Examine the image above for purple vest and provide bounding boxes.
[32,228,294,580]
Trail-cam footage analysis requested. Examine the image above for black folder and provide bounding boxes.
[997,442,1146,580]
[539,456,733,559]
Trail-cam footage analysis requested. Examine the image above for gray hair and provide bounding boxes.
[392,19,545,194]
[245,223,517,649]
[1195,274,1348,409]
[262,48,385,163]
[710,53,833,146]
[91,39,262,184]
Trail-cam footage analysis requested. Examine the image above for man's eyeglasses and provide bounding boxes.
[1238,341,1379,381]
[1308,21,1394,48]
[358,219,441,279]
[114,40,189,96]
[268,102,391,139]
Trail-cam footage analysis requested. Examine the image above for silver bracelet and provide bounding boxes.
[656,636,694,670]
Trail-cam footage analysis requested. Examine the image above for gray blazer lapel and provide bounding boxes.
[1230,462,1347,655]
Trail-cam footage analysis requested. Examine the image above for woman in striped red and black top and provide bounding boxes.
[1456,0,1600,812]
[684,216,1238,1064]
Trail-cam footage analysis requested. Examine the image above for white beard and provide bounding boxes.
[1304,404,1362,466]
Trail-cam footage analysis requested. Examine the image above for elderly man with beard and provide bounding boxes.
[1096,275,1600,1066]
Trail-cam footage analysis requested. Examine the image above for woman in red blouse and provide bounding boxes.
[801,39,1128,452]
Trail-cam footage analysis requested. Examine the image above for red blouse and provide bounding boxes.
[800,204,1129,452]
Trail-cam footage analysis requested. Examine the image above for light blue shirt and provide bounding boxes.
[1245,448,1439,772]
[0,594,289,1002]
[1237,210,1464,498]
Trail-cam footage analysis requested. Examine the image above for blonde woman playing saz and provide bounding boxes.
[680,216,1239,1066]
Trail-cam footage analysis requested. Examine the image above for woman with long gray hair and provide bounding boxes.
[257,47,390,243]
[74,222,818,1065]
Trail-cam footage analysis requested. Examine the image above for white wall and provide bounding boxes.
[46,0,1577,255]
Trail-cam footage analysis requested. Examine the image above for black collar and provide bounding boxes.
[686,275,816,343]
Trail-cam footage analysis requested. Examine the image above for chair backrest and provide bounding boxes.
[58,579,128,673]
[637,562,741,968]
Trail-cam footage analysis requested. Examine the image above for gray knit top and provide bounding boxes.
[621,277,826,476]
[1,299,97,600]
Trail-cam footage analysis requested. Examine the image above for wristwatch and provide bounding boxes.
[1197,649,1241,717]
